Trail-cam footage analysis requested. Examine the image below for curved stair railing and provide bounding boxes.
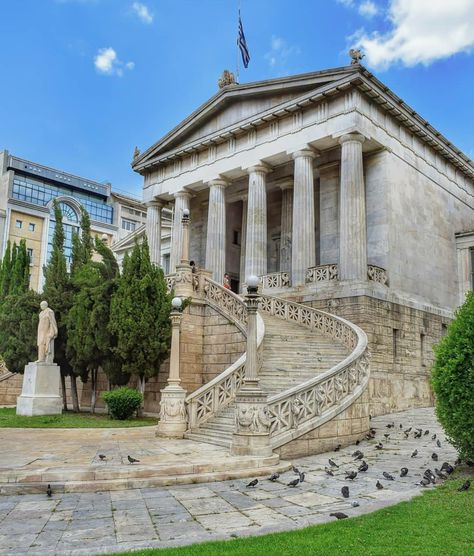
[185,277,265,429]
[258,294,370,449]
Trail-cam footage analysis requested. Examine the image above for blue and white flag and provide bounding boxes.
[237,12,250,68]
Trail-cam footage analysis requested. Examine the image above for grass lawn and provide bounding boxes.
[113,471,474,556]
[0,407,156,428]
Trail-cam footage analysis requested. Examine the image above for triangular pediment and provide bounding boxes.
[133,66,359,171]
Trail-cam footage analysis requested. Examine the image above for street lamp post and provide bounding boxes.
[156,296,188,438]
[174,208,194,298]
[231,275,273,457]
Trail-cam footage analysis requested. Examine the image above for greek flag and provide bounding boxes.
[237,12,250,68]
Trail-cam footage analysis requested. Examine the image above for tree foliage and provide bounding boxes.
[432,291,474,459]
[109,238,172,390]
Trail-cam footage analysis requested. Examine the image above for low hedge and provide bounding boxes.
[102,387,144,420]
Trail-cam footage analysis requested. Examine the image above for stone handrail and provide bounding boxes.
[367,264,389,286]
[165,274,175,292]
[258,294,370,449]
[261,272,290,289]
[305,263,339,284]
[185,277,265,429]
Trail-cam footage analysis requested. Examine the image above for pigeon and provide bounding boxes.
[299,472,305,483]
[325,467,335,476]
[384,433,390,440]
[411,450,418,458]
[404,427,412,434]
[436,440,441,448]
[268,473,280,482]
[434,468,447,480]
[376,481,384,490]
[399,423,403,429]
[46,484,52,498]
[328,459,339,468]
[334,444,342,452]
[358,461,369,472]
[400,467,408,477]
[404,433,410,439]
[383,472,395,481]
[432,453,438,461]
[352,450,363,458]
[424,430,430,436]
[353,452,364,461]
[369,414,372,420]
[330,512,348,520]
[98,454,107,461]
[458,480,471,492]
[386,422,395,429]
[419,477,430,487]
[375,442,383,450]
[246,479,259,488]
[288,478,300,488]
[414,430,422,439]
[431,434,437,440]
[127,455,140,464]
[345,471,357,480]
[423,470,436,484]
[292,466,300,474]
[441,462,454,474]
[351,501,360,507]
[355,439,360,446]
[341,486,350,498]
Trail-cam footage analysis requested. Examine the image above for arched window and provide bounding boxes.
[58,201,79,223]
[47,200,80,265]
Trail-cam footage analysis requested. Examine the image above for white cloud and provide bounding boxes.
[358,0,378,17]
[353,0,474,69]
[94,47,134,77]
[264,35,301,71]
[337,0,355,6]
[132,2,153,24]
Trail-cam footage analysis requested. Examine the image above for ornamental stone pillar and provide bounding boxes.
[239,196,248,292]
[170,190,191,274]
[291,149,317,286]
[339,133,367,281]
[146,199,164,266]
[205,179,228,284]
[278,179,293,274]
[245,164,271,279]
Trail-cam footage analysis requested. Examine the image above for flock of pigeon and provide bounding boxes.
[243,420,470,520]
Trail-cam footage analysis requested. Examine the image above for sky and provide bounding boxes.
[1,0,474,198]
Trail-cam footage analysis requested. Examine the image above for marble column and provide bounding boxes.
[146,199,164,267]
[339,133,367,281]
[278,179,293,273]
[170,190,191,274]
[205,179,228,284]
[291,149,317,286]
[239,196,248,292]
[245,164,270,279]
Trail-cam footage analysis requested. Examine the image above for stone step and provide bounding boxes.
[184,431,232,448]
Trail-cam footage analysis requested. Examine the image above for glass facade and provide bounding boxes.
[47,202,80,265]
[12,174,113,224]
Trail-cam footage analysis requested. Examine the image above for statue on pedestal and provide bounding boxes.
[36,301,58,364]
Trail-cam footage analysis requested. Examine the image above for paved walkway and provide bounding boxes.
[0,408,457,555]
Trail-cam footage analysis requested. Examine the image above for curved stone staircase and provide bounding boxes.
[183,276,370,452]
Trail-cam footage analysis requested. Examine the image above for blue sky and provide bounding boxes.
[1,0,474,197]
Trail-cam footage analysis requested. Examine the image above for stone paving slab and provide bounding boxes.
[0,407,459,556]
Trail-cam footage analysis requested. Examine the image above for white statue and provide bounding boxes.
[36,301,58,364]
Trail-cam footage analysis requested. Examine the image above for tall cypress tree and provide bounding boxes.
[43,201,74,410]
[0,240,12,297]
[109,238,172,406]
[10,240,30,295]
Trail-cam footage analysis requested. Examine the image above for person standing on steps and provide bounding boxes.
[223,273,231,289]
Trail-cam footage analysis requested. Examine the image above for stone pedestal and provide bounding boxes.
[16,362,62,416]
[231,384,273,457]
[156,384,187,438]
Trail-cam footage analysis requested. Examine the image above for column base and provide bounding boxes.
[156,384,188,439]
[16,362,62,416]
[230,385,273,457]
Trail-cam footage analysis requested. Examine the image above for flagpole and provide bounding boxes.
[236,4,241,83]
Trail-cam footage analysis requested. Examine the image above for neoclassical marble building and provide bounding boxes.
[131,64,474,448]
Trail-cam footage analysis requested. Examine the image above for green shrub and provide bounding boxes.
[102,387,143,420]
[432,291,474,459]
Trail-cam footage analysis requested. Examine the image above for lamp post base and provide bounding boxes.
[156,384,188,439]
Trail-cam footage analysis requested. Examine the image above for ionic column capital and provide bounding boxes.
[339,133,366,145]
[245,162,272,175]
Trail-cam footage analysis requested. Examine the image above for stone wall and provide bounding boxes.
[307,295,449,417]
[0,371,23,406]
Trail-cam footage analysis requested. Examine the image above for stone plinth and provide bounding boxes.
[16,362,62,416]
[156,384,187,438]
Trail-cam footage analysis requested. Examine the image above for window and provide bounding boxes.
[122,218,137,232]
[420,332,426,367]
[162,254,170,275]
[232,230,241,246]
[28,223,35,232]
[16,220,22,228]
[27,248,33,260]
